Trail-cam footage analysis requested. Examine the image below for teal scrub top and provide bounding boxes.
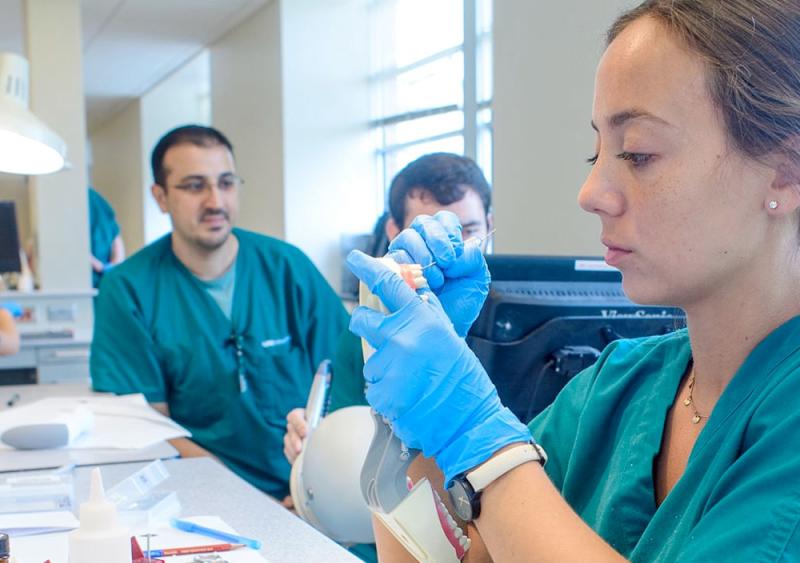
[530,317,800,561]
[88,187,120,288]
[90,228,348,498]
[328,329,369,413]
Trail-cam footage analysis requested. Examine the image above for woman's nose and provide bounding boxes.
[578,157,625,218]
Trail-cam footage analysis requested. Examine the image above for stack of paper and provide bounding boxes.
[0,395,190,450]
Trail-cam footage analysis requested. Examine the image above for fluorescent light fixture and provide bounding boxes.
[0,52,66,175]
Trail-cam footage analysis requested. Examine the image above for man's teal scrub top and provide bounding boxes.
[91,229,348,498]
[328,329,369,413]
[530,317,800,561]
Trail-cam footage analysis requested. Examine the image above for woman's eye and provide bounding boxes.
[586,154,599,166]
[617,151,653,167]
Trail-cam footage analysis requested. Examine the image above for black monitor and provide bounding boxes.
[0,201,21,274]
[467,255,685,424]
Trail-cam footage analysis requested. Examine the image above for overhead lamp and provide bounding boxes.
[0,52,66,175]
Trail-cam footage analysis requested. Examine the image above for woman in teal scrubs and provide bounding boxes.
[347,0,800,560]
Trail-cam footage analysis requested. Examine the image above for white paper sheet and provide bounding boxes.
[0,395,190,450]
[10,515,270,563]
[0,510,78,537]
[134,516,269,563]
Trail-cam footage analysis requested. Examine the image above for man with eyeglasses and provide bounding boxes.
[90,125,348,500]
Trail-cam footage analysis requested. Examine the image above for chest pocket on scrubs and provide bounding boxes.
[159,337,233,426]
[246,333,309,424]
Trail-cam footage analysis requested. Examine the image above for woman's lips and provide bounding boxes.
[604,246,632,267]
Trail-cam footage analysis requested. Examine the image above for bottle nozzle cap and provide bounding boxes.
[78,467,119,530]
[90,466,105,501]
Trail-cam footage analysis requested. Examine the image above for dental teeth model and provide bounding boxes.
[433,486,471,557]
[358,257,427,362]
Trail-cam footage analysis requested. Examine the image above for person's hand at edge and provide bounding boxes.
[284,407,307,464]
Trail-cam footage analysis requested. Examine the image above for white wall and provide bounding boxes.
[492,0,638,256]
[211,1,286,239]
[280,0,375,290]
[90,100,144,251]
[89,50,211,253]
[26,0,90,290]
[211,0,374,292]
[140,50,211,244]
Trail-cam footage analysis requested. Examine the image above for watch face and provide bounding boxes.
[448,480,474,522]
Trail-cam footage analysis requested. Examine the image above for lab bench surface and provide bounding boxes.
[77,457,361,563]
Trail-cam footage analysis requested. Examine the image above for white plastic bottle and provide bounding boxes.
[68,467,132,563]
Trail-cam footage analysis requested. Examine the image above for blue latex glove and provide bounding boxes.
[387,211,490,337]
[347,249,531,485]
[0,302,23,318]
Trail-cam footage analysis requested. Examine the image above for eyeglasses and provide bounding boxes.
[172,174,244,194]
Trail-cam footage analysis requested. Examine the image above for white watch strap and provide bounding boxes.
[466,444,544,492]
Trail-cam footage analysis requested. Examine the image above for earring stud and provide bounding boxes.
[769,200,779,210]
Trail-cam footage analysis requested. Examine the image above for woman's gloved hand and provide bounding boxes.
[347,249,530,484]
[386,211,490,337]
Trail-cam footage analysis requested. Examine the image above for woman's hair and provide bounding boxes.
[609,0,800,163]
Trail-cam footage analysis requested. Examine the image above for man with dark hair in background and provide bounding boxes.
[385,152,491,244]
[91,124,348,500]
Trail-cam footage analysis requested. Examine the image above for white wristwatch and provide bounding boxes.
[447,442,547,522]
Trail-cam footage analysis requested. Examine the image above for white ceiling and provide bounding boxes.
[0,0,269,132]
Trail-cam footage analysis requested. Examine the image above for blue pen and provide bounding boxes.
[170,518,262,550]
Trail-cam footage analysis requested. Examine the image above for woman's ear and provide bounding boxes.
[767,152,800,214]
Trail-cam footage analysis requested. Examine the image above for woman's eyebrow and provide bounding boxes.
[591,109,674,131]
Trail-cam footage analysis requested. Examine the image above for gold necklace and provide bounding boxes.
[683,368,708,424]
